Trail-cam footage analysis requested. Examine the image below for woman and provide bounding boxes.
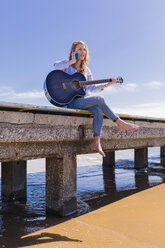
[54,40,139,157]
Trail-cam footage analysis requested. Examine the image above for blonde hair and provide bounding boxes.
[69,40,89,74]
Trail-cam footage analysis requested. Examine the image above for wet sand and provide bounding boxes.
[15,183,165,248]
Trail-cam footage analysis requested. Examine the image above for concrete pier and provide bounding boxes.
[103,151,115,168]
[135,148,148,169]
[1,160,27,200]
[161,146,165,167]
[46,154,77,217]
[0,102,165,216]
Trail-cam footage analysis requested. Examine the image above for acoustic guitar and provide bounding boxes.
[44,70,123,107]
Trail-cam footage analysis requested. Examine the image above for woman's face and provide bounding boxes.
[75,43,87,60]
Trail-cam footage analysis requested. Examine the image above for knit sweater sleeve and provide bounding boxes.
[85,67,102,93]
[53,60,70,70]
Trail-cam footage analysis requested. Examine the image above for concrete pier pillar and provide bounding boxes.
[103,167,116,193]
[46,153,77,217]
[103,151,115,168]
[161,146,165,167]
[1,160,27,200]
[135,148,148,169]
[135,171,149,189]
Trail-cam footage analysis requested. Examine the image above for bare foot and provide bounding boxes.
[91,143,106,157]
[116,119,140,131]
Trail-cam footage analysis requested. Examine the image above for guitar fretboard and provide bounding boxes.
[79,78,112,86]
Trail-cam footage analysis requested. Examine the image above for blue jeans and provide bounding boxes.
[67,96,119,136]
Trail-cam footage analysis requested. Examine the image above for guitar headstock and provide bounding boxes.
[116,77,123,84]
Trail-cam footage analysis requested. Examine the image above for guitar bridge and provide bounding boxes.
[61,81,67,91]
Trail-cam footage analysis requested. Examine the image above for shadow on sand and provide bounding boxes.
[19,232,82,247]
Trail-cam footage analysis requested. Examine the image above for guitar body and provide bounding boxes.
[44,70,86,106]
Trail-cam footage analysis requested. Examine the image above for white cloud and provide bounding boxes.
[137,102,165,108]
[101,80,164,96]
[100,83,138,96]
[146,81,164,89]
[113,102,165,118]
[0,86,44,100]
[122,83,138,91]
[15,90,44,99]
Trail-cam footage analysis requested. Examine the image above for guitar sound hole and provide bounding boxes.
[72,80,80,89]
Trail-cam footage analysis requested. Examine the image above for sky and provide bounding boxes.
[0,0,165,118]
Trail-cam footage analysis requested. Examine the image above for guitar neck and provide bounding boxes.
[79,78,112,86]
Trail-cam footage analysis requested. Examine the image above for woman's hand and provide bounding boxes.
[101,77,118,90]
[69,51,77,65]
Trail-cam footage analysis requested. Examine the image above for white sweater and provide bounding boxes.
[53,60,102,97]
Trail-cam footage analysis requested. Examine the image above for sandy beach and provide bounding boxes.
[17,183,165,248]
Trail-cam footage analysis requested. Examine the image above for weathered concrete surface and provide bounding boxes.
[135,148,148,169]
[103,151,115,167]
[161,146,165,167]
[46,155,77,217]
[0,106,165,216]
[0,109,165,162]
[1,160,27,200]
[19,183,165,248]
